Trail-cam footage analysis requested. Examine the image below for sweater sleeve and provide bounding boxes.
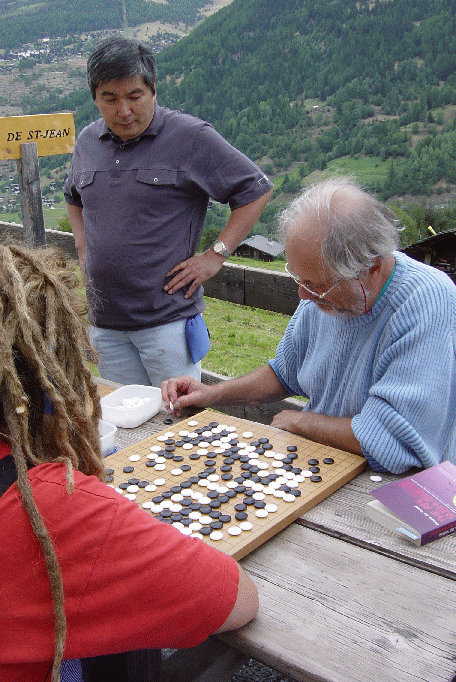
[352,282,456,473]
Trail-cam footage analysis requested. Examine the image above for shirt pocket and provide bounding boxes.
[136,168,178,187]
[78,171,96,190]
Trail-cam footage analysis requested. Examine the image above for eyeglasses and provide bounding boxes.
[285,262,343,299]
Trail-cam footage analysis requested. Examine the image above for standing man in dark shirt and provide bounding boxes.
[64,36,273,386]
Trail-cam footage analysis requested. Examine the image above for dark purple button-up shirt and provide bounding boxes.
[64,105,273,330]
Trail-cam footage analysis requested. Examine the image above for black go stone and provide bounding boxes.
[308,459,319,466]
[210,521,223,530]
[119,482,129,490]
[138,481,149,488]
[311,475,322,482]
[200,527,212,535]
[181,465,191,472]
[123,466,134,473]
[219,514,231,523]
[163,418,173,425]
[235,511,248,521]
[287,445,298,452]
[128,478,140,485]
[323,458,335,464]
[209,499,222,508]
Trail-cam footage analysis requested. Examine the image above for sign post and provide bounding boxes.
[0,113,75,247]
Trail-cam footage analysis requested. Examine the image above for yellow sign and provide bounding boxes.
[0,113,75,160]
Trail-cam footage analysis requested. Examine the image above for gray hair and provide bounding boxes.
[87,36,156,99]
[278,177,400,279]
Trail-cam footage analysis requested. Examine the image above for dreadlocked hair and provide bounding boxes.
[0,241,105,682]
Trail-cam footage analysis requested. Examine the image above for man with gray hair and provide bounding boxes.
[162,177,456,474]
[64,36,273,387]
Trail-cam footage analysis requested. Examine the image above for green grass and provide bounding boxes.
[309,154,400,186]
[0,206,67,230]
[228,255,286,272]
[201,297,290,377]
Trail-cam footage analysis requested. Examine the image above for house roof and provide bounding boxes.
[403,229,456,257]
[238,235,284,257]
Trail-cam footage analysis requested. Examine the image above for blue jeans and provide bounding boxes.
[89,319,201,387]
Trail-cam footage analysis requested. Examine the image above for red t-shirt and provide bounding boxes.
[0,451,239,682]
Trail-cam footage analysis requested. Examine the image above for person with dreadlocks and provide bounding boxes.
[0,242,258,682]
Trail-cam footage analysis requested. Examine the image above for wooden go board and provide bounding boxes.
[105,410,367,560]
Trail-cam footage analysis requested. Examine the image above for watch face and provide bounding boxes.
[213,241,226,254]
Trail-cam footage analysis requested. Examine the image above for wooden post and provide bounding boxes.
[15,142,46,247]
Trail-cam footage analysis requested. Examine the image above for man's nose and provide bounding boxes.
[118,99,133,117]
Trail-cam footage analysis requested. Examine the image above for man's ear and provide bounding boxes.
[369,256,382,275]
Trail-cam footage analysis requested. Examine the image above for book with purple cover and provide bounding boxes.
[366,461,456,545]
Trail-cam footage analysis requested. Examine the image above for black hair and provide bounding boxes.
[87,36,156,99]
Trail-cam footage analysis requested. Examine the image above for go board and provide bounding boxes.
[105,409,367,560]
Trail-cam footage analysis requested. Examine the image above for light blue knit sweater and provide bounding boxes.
[270,252,456,473]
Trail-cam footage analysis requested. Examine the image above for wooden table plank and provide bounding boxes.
[301,469,456,577]
[219,523,456,682]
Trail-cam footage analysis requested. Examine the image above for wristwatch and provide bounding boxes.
[211,240,232,258]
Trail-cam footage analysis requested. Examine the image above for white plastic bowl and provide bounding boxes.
[99,419,117,457]
[100,385,163,428]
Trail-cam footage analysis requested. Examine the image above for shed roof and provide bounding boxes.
[238,235,284,257]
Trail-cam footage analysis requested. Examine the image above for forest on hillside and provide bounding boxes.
[8,0,456,244]
[0,0,206,49]
[21,0,456,199]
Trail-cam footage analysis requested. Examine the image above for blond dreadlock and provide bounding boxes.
[0,241,105,682]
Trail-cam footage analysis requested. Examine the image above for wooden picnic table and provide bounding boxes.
[97,379,456,682]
